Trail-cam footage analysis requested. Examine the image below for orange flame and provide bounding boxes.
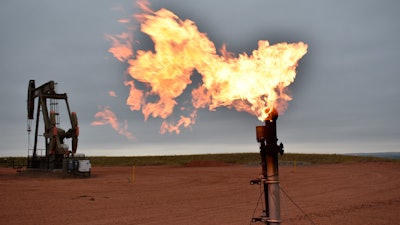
[104,32,133,62]
[91,106,135,140]
[104,2,307,135]
[108,91,118,98]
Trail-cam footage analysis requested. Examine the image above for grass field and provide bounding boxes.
[1,152,398,168]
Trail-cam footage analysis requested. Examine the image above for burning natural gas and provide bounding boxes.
[93,1,308,138]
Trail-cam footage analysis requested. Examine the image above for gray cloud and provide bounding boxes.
[1,0,399,156]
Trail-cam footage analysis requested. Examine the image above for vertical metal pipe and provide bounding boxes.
[265,110,281,225]
[259,141,269,218]
[266,149,280,224]
[254,108,283,224]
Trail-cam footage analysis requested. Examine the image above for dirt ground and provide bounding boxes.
[1,161,399,225]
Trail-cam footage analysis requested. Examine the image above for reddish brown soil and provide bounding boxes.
[1,162,399,225]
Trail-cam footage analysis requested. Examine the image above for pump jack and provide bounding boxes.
[27,80,90,175]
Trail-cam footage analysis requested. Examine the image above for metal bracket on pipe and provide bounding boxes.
[250,179,261,185]
[251,217,268,223]
[264,180,280,184]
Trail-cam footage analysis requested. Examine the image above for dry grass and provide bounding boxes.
[1,152,397,168]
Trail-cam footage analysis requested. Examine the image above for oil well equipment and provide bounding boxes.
[26,80,90,176]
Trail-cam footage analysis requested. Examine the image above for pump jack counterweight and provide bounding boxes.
[26,80,90,176]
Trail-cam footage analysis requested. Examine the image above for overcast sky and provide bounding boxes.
[1,0,399,156]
